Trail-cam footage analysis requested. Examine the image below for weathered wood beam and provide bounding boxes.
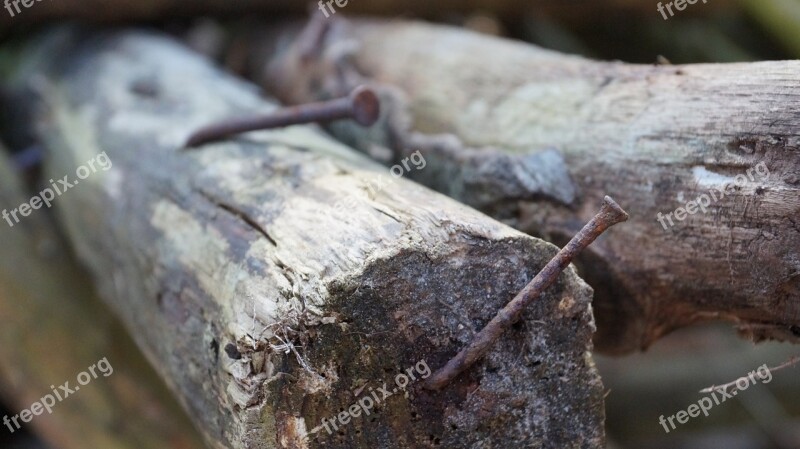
[255,17,800,354]
[2,28,606,448]
[0,146,208,449]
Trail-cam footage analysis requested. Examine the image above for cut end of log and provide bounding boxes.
[254,16,800,355]
[3,27,607,449]
[265,238,605,448]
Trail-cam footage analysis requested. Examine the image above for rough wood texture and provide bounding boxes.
[2,29,606,448]
[256,17,800,354]
[0,147,207,449]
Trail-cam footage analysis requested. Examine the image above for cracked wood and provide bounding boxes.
[2,28,605,449]
[255,17,800,354]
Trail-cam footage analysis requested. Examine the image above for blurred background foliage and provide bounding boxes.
[444,0,798,62]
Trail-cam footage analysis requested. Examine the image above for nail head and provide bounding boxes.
[349,86,380,127]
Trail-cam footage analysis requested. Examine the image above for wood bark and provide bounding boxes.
[254,17,800,354]
[0,147,208,449]
[2,28,605,448]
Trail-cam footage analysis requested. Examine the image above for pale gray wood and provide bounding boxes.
[257,17,800,354]
[3,29,605,449]
[0,147,208,449]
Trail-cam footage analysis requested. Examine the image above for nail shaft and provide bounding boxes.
[298,7,333,63]
[185,86,379,148]
[423,195,629,390]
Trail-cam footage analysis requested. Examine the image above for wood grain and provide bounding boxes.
[2,28,605,448]
[257,17,800,354]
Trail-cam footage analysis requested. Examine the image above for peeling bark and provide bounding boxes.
[2,29,605,448]
[254,17,800,354]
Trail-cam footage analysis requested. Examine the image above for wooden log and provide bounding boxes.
[0,146,207,449]
[255,17,800,354]
[2,29,606,448]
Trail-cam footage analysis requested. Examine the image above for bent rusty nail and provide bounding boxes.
[423,195,629,390]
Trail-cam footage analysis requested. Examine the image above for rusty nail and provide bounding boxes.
[184,85,380,148]
[423,195,629,390]
[298,5,333,63]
